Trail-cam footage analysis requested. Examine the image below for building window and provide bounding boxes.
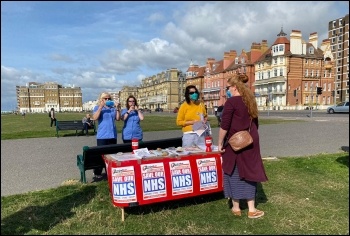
[309,47,314,54]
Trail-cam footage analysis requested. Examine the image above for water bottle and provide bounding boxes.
[205,136,212,152]
[132,138,139,153]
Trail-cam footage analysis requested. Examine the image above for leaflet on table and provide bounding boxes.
[183,146,205,153]
[192,121,208,137]
[133,148,154,158]
[166,149,190,156]
[108,153,142,161]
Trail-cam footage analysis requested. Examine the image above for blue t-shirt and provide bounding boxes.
[121,108,143,141]
[93,106,118,139]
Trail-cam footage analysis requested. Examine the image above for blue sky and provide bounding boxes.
[1,1,349,111]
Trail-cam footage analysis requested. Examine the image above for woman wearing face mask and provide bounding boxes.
[218,74,268,219]
[92,92,121,180]
[176,85,208,147]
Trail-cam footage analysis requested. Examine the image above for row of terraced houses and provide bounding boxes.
[16,14,348,113]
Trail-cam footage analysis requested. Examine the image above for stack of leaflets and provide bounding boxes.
[133,148,153,158]
[192,121,208,136]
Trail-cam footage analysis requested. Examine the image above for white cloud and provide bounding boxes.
[1,1,348,111]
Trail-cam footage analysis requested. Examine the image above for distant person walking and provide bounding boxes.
[216,104,224,126]
[21,111,26,119]
[49,108,56,127]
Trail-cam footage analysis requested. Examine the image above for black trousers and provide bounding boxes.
[82,123,93,134]
[93,138,117,175]
[50,118,56,127]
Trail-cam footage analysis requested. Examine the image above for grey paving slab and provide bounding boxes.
[1,118,348,196]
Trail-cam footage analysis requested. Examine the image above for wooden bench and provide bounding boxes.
[77,137,183,183]
[56,120,95,137]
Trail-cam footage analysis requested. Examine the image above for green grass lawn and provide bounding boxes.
[1,153,348,235]
[4,112,345,234]
[1,112,302,140]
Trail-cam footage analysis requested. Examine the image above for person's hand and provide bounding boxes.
[100,99,106,108]
[218,144,225,153]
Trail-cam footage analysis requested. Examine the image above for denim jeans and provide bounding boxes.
[182,133,205,147]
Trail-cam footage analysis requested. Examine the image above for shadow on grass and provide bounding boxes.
[340,146,349,153]
[227,182,268,210]
[125,191,225,217]
[336,152,349,168]
[1,185,97,235]
[125,183,268,217]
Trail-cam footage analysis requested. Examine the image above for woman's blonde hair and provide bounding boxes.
[227,74,258,118]
[98,92,111,104]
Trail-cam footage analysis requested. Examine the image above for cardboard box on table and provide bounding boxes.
[103,151,223,221]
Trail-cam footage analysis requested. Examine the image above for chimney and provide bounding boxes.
[309,32,318,49]
[290,30,302,54]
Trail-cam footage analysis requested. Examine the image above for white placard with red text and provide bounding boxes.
[111,166,137,203]
[141,162,167,200]
[169,160,193,195]
[196,157,218,191]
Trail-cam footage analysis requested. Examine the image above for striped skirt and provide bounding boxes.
[223,164,257,200]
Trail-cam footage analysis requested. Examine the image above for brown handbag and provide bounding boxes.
[227,119,253,151]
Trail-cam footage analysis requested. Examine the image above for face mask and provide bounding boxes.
[105,100,114,107]
[189,93,199,101]
[226,90,232,98]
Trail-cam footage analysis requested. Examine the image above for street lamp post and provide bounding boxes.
[334,34,337,105]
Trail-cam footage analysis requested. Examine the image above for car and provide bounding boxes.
[155,108,163,112]
[140,107,151,113]
[326,101,349,113]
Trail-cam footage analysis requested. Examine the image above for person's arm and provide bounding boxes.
[122,107,132,121]
[115,102,121,121]
[218,127,228,153]
[93,100,106,120]
[176,104,187,127]
[202,103,208,122]
[135,105,144,121]
[176,104,196,127]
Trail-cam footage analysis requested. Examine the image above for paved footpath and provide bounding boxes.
[1,117,348,196]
